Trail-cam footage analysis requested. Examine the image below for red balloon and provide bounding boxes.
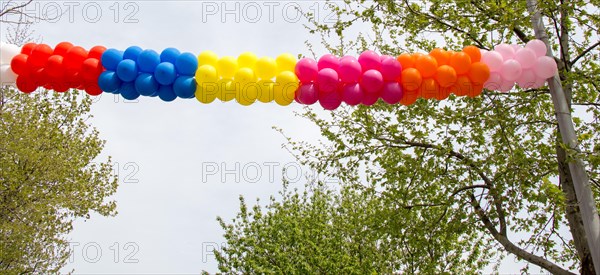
[53,42,74,56]
[85,83,103,96]
[21,43,37,55]
[31,68,50,87]
[29,44,53,68]
[88,46,107,60]
[81,58,103,80]
[48,75,69,93]
[10,54,30,75]
[64,46,88,73]
[16,75,38,93]
[45,55,65,77]
[64,71,82,88]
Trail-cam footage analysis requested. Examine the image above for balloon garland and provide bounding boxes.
[0,40,557,110]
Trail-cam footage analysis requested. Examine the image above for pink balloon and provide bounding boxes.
[516,69,537,89]
[511,44,523,53]
[361,90,380,106]
[514,48,536,69]
[340,55,354,61]
[526,39,547,57]
[380,56,402,81]
[494,43,515,60]
[534,56,557,79]
[499,79,515,92]
[500,59,522,82]
[318,54,339,71]
[319,90,342,110]
[338,57,362,83]
[296,83,318,105]
[380,82,403,104]
[317,68,339,93]
[532,77,547,88]
[341,83,364,106]
[481,51,503,72]
[360,69,384,94]
[484,72,502,90]
[358,50,381,72]
[295,58,318,83]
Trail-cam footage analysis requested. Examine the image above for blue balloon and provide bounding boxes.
[173,76,196,98]
[116,59,139,82]
[154,62,177,85]
[137,49,160,73]
[124,46,143,60]
[120,82,140,100]
[160,48,180,64]
[175,52,198,76]
[157,85,177,102]
[98,71,121,93]
[101,49,123,71]
[135,73,159,96]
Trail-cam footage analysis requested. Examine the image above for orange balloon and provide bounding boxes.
[449,52,472,75]
[467,62,490,85]
[429,48,450,66]
[436,86,451,100]
[415,55,438,78]
[454,76,472,96]
[419,78,439,99]
[463,45,481,62]
[400,90,419,105]
[401,68,422,91]
[435,65,457,88]
[469,83,484,98]
[397,53,415,69]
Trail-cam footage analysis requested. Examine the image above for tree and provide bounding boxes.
[217,0,599,274]
[0,87,118,273]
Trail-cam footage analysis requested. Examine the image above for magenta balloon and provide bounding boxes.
[358,50,381,72]
[295,58,318,83]
[380,56,402,81]
[526,39,547,57]
[338,57,362,83]
[297,83,319,105]
[360,69,384,94]
[494,43,515,60]
[380,82,403,104]
[534,56,557,79]
[532,77,547,88]
[484,72,502,90]
[514,48,536,69]
[500,59,522,82]
[319,90,342,110]
[317,68,339,93]
[361,90,379,106]
[499,79,515,92]
[516,69,537,89]
[341,83,364,106]
[318,54,339,71]
[340,55,354,62]
[481,51,503,72]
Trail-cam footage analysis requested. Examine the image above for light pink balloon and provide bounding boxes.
[516,69,537,89]
[338,57,362,83]
[318,54,339,71]
[499,79,515,92]
[295,58,318,83]
[526,39,547,57]
[481,51,504,72]
[317,68,339,93]
[500,59,522,81]
[534,56,557,79]
[360,69,384,93]
[380,56,402,81]
[319,89,342,110]
[358,50,381,72]
[532,77,547,88]
[494,43,515,60]
[380,82,403,104]
[296,83,319,105]
[341,83,364,106]
[514,48,537,69]
[511,44,523,53]
[484,72,502,90]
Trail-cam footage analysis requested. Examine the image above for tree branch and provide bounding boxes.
[569,41,600,66]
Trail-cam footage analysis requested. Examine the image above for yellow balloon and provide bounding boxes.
[274,71,299,106]
[216,78,236,102]
[256,79,274,103]
[255,57,277,80]
[234,67,257,84]
[195,84,218,104]
[198,51,219,67]
[276,53,297,73]
[195,65,218,84]
[217,56,238,79]
[237,52,258,69]
[236,82,259,106]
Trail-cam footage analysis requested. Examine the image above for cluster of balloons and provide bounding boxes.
[99,46,198,101]
[9,42,106,94]
[194,51,299,106]
[482,39,557,91]
[0,42,20,85]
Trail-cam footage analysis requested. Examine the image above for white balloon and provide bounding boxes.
[0,43,20,65]
[0,64,17,84]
